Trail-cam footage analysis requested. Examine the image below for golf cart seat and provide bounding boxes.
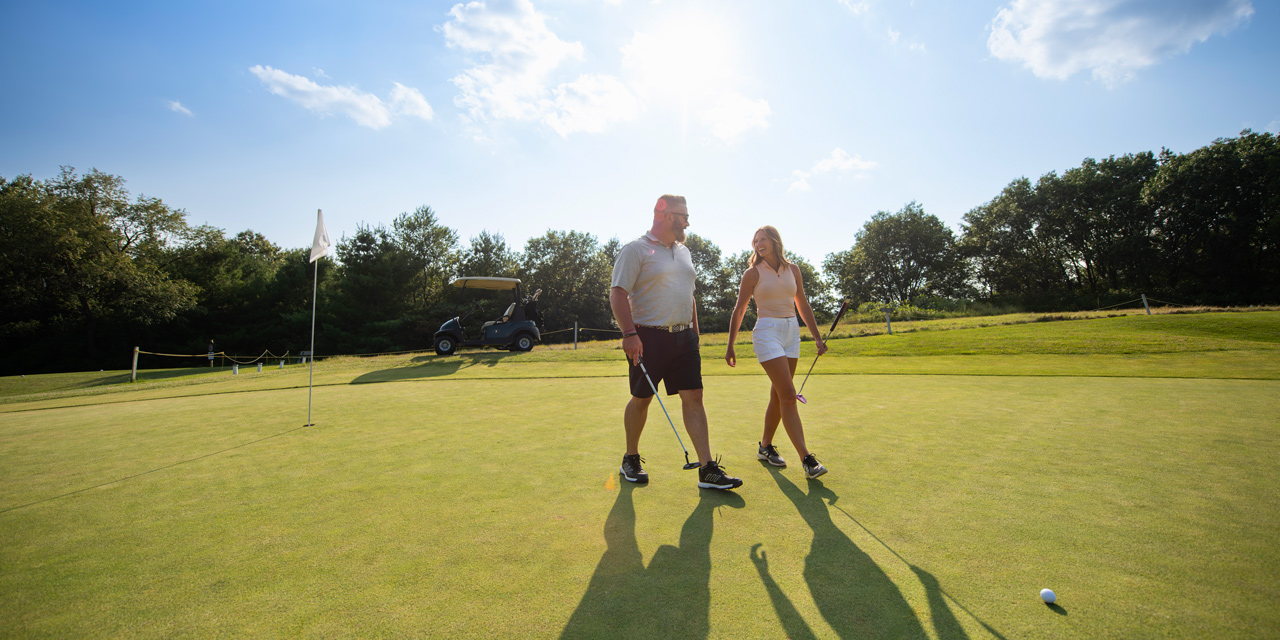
[483,303,518,328]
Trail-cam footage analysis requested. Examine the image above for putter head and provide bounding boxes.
[683,462,701,470]
[796,394,807,404]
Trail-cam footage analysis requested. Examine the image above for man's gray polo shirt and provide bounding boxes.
[611,231,696,327]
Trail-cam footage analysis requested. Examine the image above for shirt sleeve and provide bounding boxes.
[611,242,641,293]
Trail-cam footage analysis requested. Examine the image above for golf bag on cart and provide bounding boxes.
[522,289,544,329]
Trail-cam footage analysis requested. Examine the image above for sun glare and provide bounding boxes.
[622,11,737,99]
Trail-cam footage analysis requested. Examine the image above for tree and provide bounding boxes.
[0,169,197,373]
[520,230,613,336]
[393,205,459,309]
[829,202,965,306]
[459,230,519,278]
[330,224,418,352]
[1143,130,1280,304]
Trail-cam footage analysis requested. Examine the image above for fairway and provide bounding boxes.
[2,313,1279,638]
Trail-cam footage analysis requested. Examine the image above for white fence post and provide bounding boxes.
[131,347,139,383]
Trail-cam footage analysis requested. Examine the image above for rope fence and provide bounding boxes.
[129,294,1211,380]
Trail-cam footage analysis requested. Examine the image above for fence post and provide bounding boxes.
[881,307,893,335]
[574,321,579,350]
[131,347,139,383]
[1141,294,1151,315]
[233,363,239,375]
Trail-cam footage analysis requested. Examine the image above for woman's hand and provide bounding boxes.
[815,338,828,356]
[725,344,736,367]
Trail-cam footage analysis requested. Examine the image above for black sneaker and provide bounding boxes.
[757,442,786,467]
[698,457,743,490]
[802,454,828,479]
[620,454,648,483]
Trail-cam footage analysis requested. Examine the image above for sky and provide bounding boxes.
[2,0,1277,267]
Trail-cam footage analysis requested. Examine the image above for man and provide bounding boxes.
[610,194,743,491]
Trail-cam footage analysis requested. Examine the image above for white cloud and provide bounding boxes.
[840,0,871,14]
[167,100,193,117]
[389,82,435,121]
[698,92,771,142]
[442,0,584,124]
[988,0,1254,86]
[313,68,330,79]
[250,65,391,128]
[788,148,877,193]
[438,2,768,140]
[249,65,433,129]
[545,73,641,136]
[1267,120,1279,134]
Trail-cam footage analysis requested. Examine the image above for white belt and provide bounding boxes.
[637,323,692,333]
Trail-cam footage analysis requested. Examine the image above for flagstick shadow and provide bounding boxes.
[767,467,930,639]
[825,492,1009,640]
[559,483,745,639]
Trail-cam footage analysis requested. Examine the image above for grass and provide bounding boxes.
[1,311,1278,638]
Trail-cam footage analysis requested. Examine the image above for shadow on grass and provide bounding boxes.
[800,471,1009,640]
[350,350,533,384]
[559,483,745,639]
[766,468,931,639]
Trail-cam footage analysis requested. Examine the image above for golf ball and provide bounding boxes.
[1040,588,1056,604]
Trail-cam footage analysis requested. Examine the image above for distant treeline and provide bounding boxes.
[2,130,1276,375]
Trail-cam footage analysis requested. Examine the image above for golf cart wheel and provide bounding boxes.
[434,336,457,356]
[513,334,535,352]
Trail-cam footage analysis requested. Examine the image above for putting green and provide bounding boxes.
[2,369,1277,638]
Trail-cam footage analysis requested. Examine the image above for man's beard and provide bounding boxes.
[671,221,686,243]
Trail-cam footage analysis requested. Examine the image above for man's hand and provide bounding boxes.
[622,334,643,364]
[724,344,736,367]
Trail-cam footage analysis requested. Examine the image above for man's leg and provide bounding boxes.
[624,394,651,455]
[678,388,712,465]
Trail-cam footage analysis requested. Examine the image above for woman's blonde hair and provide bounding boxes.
[748,225,791,269]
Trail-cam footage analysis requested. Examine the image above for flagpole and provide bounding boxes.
[306,207,329,427]
[307,256,318,426]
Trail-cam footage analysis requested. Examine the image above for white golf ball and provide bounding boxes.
[1040,588,1056,604]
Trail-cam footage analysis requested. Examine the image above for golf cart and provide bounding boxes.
[433,277,543,355]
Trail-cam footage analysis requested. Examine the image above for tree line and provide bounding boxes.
[2,130,1276,375]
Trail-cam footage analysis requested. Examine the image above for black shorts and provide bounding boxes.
[629,327,703,397]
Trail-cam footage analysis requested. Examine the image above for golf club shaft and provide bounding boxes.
[636,358,691,458]
[797,299,850,395]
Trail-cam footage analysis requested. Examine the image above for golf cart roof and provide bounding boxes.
[451,277,522,291]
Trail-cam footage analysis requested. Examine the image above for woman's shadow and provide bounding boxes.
[764,468,956,640]
[560,483,745,639]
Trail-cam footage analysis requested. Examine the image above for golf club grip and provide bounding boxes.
[826,299,850,337]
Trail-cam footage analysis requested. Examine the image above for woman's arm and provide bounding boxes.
[791,264,827,356]
[724,268,759,367]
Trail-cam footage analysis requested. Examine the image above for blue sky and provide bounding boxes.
[2,0,1276,266]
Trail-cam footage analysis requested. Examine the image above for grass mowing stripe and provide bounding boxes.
[0,423,312,515]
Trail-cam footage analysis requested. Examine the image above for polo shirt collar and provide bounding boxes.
[645,231,675,249]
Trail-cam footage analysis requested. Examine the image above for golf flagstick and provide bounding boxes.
[796,298,850,404]
[306,209,331,426]
[636,357,701,470]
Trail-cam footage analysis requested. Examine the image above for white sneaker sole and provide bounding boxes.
[619,466,648,483]
[698,480,742,490]
[757,452,787,467]
[804,467,828,479]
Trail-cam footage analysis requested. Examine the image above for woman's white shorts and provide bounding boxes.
[752,316,801,362]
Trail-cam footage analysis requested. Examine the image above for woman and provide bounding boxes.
[725,226,829,478]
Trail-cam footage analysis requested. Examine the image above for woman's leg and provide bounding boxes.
[759,356,807,458]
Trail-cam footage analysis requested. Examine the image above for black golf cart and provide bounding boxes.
[433,277,543,355]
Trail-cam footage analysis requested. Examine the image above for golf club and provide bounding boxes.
[796,298,850,404]
[635,356,701,470]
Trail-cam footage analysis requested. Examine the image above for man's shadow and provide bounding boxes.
[765,468,942,640]
[560,483,745,639]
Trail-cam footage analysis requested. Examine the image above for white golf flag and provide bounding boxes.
[310,209,331,263]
